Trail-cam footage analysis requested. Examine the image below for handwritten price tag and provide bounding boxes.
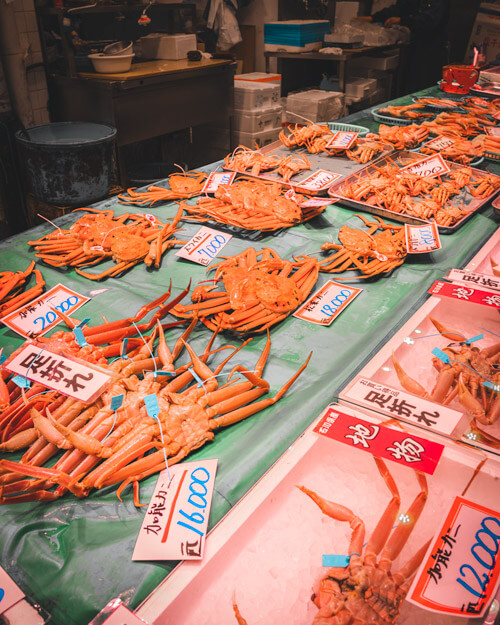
[133,459,217,561]
[344,377,463,436]
[400,153,451,178]
[325,131,358,150]
[4,343,112,403]
[485,126,500,137]
[424,136,456,151]
[202,171,236,194]
[176,226,232,267]
[300,198,335,208]
[445,268,500,292]
[428,281,500,308]
[1,284,89,339]
[405,223,442,253]
[293,281,362,326]
[0,566,24,615]
[315,407,443,475]
[295,170,342,193]
[408,496,500,617]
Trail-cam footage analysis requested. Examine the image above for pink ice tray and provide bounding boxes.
[135,404,499,625]
[463,227,500,275]
[339,289,500,456]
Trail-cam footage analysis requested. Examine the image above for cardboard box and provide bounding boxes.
[234,81,281,111]
[286,89,345,123]
[141,34,197,60]
[465,2,500,64]
[234,105,282,133]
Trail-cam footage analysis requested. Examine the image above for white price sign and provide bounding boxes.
[133,459,218,561]
[408,496,500,617]
[485,126,500,137]
[400,153,451,178]
[345,377,463,436]
[4,343,112,403]
[202,171,236,194]
[176,226,232,266]
[424,136,456,151]
[1,284,89,339]
[405,223,442,253]
[295,170,342,193]
[446,268,500,292]
[0,566,24,615]
[293,280,362,326]
[325,131,358,150]
[300,198,335,208]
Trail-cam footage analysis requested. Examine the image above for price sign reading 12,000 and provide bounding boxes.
[176,226,232,266]
[408,496,500,617]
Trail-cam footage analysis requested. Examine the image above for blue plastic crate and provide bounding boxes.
[264,21,330,47]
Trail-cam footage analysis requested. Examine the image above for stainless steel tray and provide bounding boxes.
[223,140,394,195]
[328,150,500,233]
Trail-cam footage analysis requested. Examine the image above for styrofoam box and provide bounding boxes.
[234,105,282,133]
[234,127,281,148]
[324,32,363,45]
[234,81,280,111]
[480,65,500,83]
[361,52,399,71]
[286,89,345,123]
[264,41,323,53]
[140,34,196,60]
[235,72,281,84]
[345,77,377,98]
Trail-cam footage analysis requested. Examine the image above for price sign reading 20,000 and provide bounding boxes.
[34,295,79,332]
[320,289,352,318]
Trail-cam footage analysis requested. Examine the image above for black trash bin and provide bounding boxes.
[16,122,117,206]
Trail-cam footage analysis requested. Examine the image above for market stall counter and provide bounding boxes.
[0,86,498,625]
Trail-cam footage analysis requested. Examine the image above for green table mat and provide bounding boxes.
[0,88,498,625]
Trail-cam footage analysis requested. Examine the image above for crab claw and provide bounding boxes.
[490,257,500,277]
[392,353,429,398]
[428,317,466,343]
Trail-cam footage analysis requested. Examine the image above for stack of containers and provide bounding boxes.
[233,74,282,148]
[285,89,345,124]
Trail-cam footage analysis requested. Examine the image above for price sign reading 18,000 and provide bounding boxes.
[294,280,362,326]
[176,226,232,266]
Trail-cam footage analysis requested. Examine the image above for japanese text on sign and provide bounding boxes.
[445,269,500,292]
[0,566,24,615]
[133,459,217,561]
[1,284,89,339]
[293,281,362,326]
[400,154,451,179]
[425,136,456,151]
[405,223,442,254]
[428,281,500,308]
[315,407,443,474]
[202,171,236,194]
[4,343,111,403]
[295,170,342,192]
[325,131,358,151]
[408,496,500,617]
[344,377,463,435]
[176,226,232,267]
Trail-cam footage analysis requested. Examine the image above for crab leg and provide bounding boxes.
[379,471,428,569]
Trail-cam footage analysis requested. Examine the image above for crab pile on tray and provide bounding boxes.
[330,151,500,230]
